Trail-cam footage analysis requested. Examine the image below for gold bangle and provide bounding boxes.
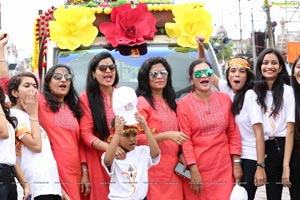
[29,118,39,123]
[0,61,6,62]
[0,112,5,116]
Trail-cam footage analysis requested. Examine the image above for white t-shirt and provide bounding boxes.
[0,122,16,165]
[101,146,160,200]
[10,108,61,198]
[258,84,295,138]
[236,90,263,160]
[218,79,235,101]
[218,79,260,160]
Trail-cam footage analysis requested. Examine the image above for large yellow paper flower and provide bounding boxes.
[49,6,98,51]
[165,3,213,48]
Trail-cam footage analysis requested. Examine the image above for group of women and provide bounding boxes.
[196,35,300,200]
[0,30,300,200]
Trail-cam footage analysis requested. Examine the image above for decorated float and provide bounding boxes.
[33,0,218,96]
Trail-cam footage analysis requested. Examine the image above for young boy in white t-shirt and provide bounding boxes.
[101,86,160,200]
[102,114,160,200]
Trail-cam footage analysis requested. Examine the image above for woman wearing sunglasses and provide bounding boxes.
[79,51,122,199]
[196,35,266,200]
[41,65,90,200]
[0,59,90,199]
[135,57,187,200]
[176,59,242,200]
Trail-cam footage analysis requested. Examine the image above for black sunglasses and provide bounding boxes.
[149,70,168,78]
[97,64,117,72]
[53,73,73,81]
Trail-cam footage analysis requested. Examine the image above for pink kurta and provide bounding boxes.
[79,91,115,200]
[38,95,87,200]
[177,91,241,200]
[137,96,184,200]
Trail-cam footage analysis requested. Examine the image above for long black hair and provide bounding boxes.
[225,57,255,115]
[86,52,119,140]
[0,86,17,128]
[136,57,177,112]
[254,48,290,117]
[291,56,300,146]
[43,64,82,120]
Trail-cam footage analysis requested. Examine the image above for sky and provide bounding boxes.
[0,0,296,60]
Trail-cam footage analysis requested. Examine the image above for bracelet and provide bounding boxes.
[0,112,5,116]
[0,61,6,62]
[29,118,39,123]
[233,159,242,163]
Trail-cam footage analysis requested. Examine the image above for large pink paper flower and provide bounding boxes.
[99,3,157,47]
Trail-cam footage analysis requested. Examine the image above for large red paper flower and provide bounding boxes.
[99,3,157,47]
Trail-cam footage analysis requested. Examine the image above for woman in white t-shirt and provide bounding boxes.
[197,35,266,200]
[0,85,30,200]
[7,72,62,200]
[289,56,300,199]
[252,48,294,200]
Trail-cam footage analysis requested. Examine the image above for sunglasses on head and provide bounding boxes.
[149,70,168,79]
[97,64,117,72]
[194,68,214,78]
[53,73,73,81]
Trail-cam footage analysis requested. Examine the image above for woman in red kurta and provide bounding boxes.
[79,52,122,200]
[0,50,90,198]
[177,59,242,200]
[136,57,187,200]
[38,64,90,200]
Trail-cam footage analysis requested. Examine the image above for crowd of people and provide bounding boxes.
[0,30,300,200]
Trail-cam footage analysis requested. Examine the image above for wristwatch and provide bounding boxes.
[256,162,266,168]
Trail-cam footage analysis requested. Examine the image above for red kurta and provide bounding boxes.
[38,95,87,200]
[137,96,184,200]
[177,91,241,200]
[79,91,115,200]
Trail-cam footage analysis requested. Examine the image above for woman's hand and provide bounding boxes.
[22,183,31,200]
[282,165,292,188]
[21,88,38,115]
[0,33,8,47]
[168,131,188,145]
[80,170,91,196]
[189,164,202,195]
[254,167,266,187]
[61,188,71,200]
[115,146,126,160]
[232,162,243,184]
[61,193,71,200]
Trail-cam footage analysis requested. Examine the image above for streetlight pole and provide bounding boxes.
[238,0,243,53]
[251,8,256,66]
[264,0,274,48]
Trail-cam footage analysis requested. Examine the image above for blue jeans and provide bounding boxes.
[240,159,257,200]
[0,164,17,200]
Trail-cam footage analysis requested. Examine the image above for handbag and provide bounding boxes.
[230,184,248,200]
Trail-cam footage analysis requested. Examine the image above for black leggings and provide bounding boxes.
[0,164,17,200]
[34,195,61,200]
[240,159,257,200]
[265,137,285,200]
[289,144,300,200]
